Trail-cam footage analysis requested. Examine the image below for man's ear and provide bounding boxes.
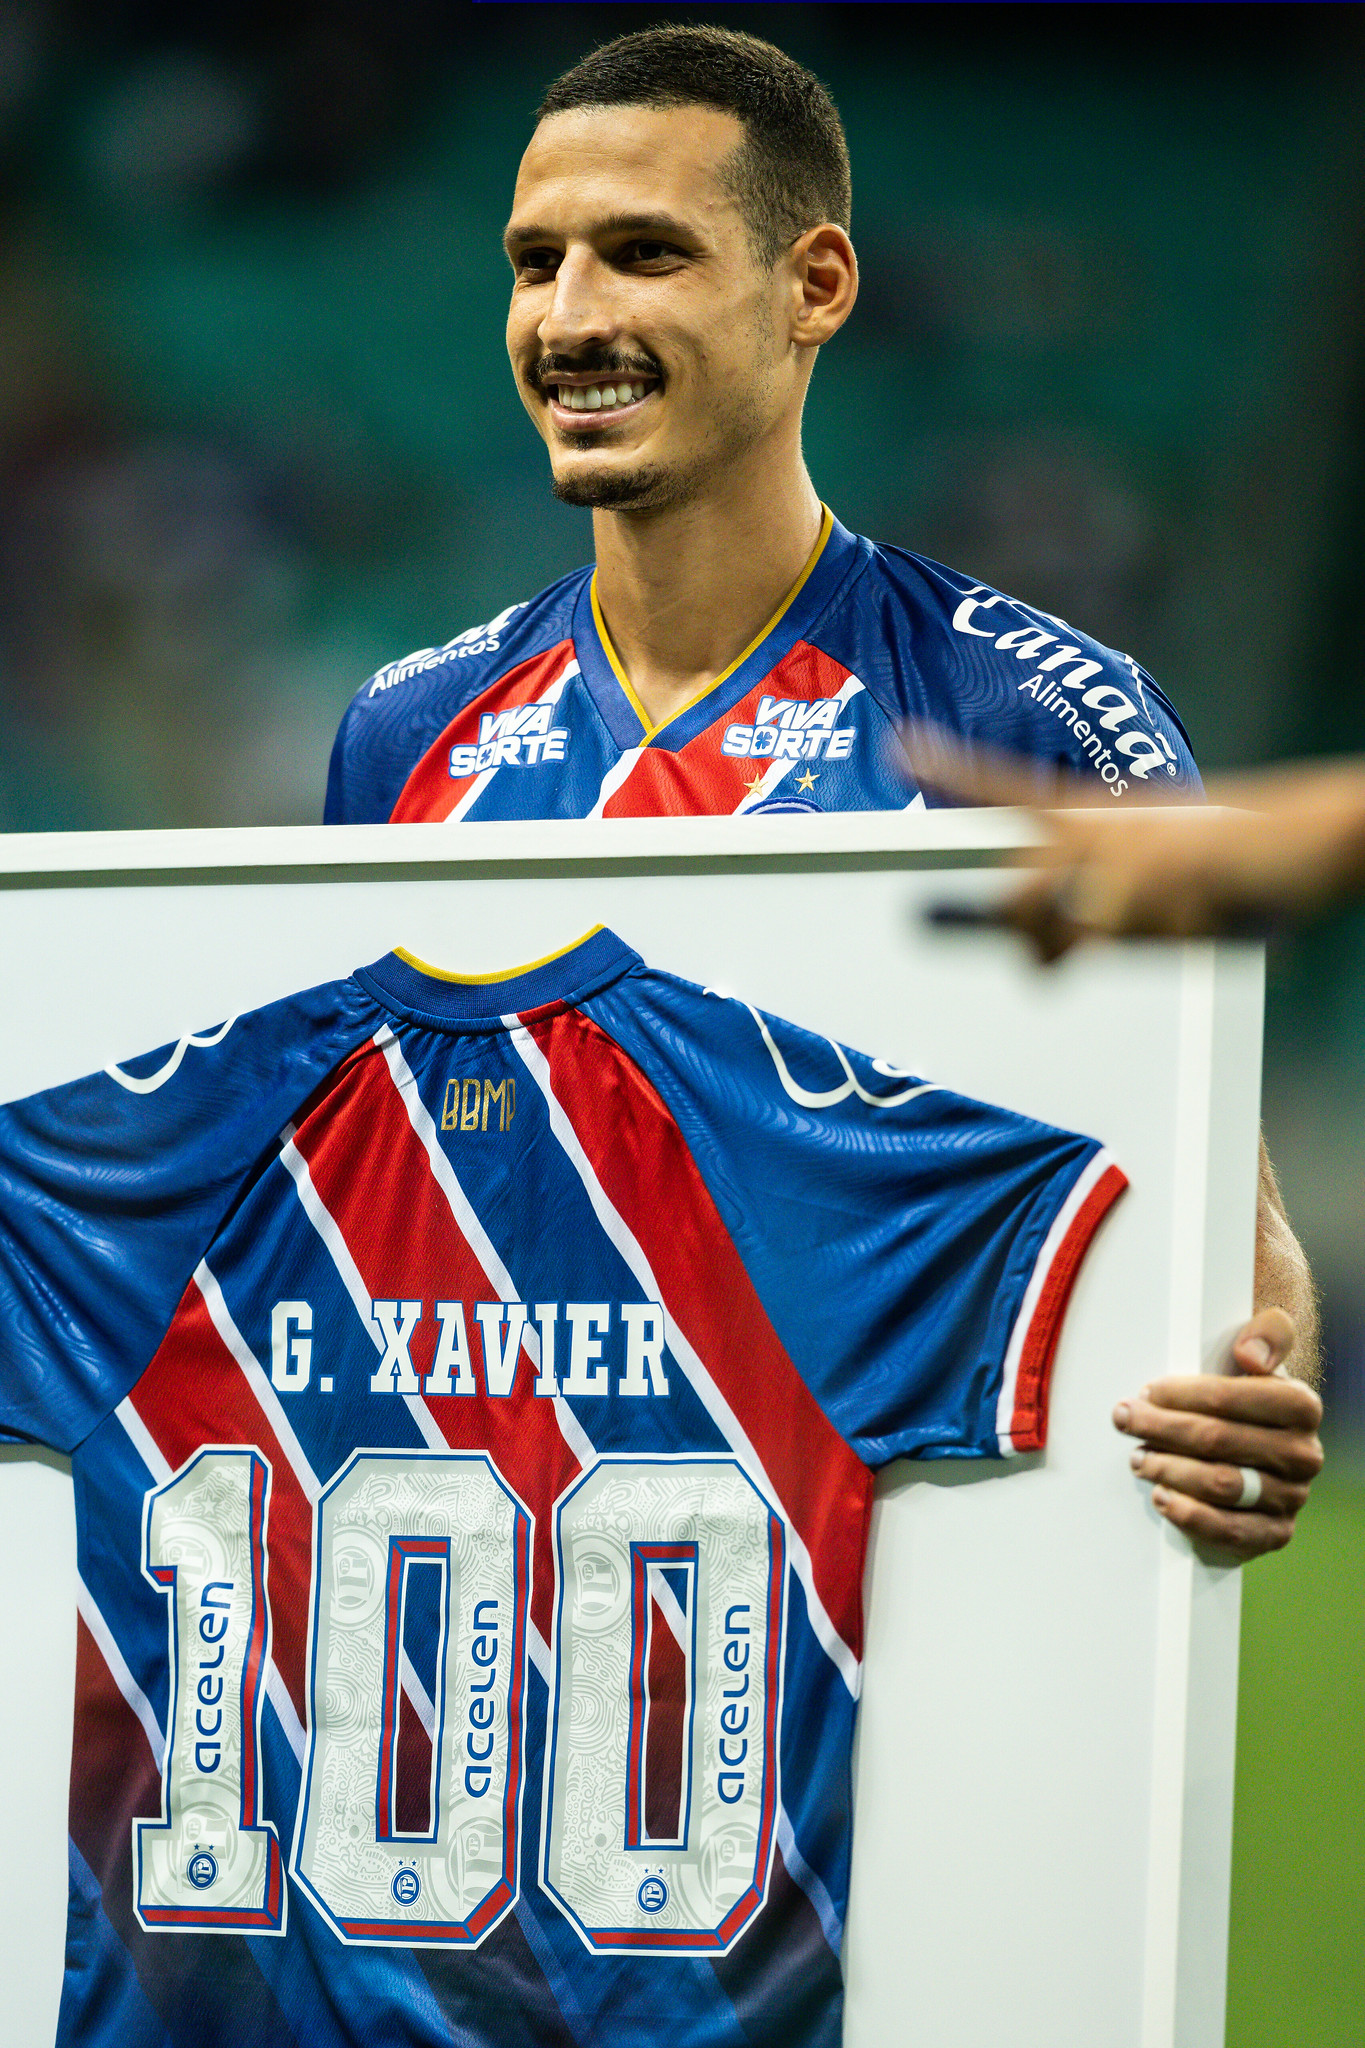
[788,224,858,348]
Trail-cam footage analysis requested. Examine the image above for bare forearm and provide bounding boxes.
[1254,1133,1320,1388]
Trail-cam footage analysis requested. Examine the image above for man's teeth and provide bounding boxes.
[557,381,649,412]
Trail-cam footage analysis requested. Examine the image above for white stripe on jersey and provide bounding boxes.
[376,1026,823,1887]
[279,1128,383,1341]
[115,1396,171,1484]
[77,1574,165,1765]
[195,1259,320,1504]
[446,657,579,824]
[111,1397,307,1761]
[106,1034,827,1914]
[733,674,865,815]
[585,744,644,819]
[398,1650,437,1741]
[375,1028,596,1473]
[266,1665,306,1763]
[590,675,868,817]
[280,1090,559,1679]
[649,1568,691,1656]
[777,1806,843,1953]
[504,1015,861,1699]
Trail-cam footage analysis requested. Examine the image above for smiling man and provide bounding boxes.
[328,27,1202,823]
[326,27,1321,1552]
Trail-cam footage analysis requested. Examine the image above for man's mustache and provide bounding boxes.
[530,350,662,390]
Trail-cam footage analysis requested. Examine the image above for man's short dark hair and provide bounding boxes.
[537,25,851,265]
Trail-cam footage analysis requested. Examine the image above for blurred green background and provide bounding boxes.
[0,2,1359,2036]
[1233,1469,1365,2048]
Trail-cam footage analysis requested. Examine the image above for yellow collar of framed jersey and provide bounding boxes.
[358,927,639,1028]
[588,504,836,748]
[392,929,606,986]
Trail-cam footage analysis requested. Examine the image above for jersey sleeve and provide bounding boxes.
[0,981,376,1453]
[325,644,469,824]
[591,974,1126,1466]
[325,657,427,824]
[324,597,554,823]
[859,546,1202,799]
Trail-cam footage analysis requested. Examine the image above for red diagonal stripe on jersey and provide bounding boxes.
[602,738,757,818]
[126,1288,312,1715]
[291,1043,582,1641]
[523,1007,871,1660]
[394,1690,434,1835]
[69,1616,293,2030]
[644,1590,687,1841]
[68,1612,162,1900]
[603,641,855,817]
[391,642,574,822]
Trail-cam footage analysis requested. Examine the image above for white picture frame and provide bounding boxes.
[0,813,1261,2048]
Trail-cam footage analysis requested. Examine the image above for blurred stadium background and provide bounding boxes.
[0,2,1358,2037]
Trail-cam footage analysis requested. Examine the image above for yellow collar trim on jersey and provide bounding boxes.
[393,928,605,985]
[590,504,835,746]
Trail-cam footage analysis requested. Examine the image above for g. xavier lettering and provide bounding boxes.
[269,1297,671,1399]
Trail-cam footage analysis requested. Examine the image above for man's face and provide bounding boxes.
[504,105,794,511]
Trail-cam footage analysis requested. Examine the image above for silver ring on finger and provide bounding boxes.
[1236,1465,1263,1510]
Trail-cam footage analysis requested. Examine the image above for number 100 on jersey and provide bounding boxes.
[134,1447,786,1956]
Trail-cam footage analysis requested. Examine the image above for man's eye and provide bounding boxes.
[517,249,558,274]
[628,241,674,264]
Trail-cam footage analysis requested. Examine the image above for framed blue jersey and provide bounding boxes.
[324,510,1200,826]
[0,928,1126,2048]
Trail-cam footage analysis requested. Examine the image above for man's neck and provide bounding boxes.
[590,456,825,734]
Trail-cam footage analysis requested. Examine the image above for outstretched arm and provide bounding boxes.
[903,731,1365,958]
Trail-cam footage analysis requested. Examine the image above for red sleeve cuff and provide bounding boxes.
[997,1153,1128,1455]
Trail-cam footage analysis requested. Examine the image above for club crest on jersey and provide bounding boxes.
[721,695,854,762]
[448,703,567,778]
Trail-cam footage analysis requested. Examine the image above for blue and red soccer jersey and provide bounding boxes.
[1,929,1125,2047]
[324,509,1199,825]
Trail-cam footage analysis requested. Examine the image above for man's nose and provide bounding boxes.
[538,246,618,356]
